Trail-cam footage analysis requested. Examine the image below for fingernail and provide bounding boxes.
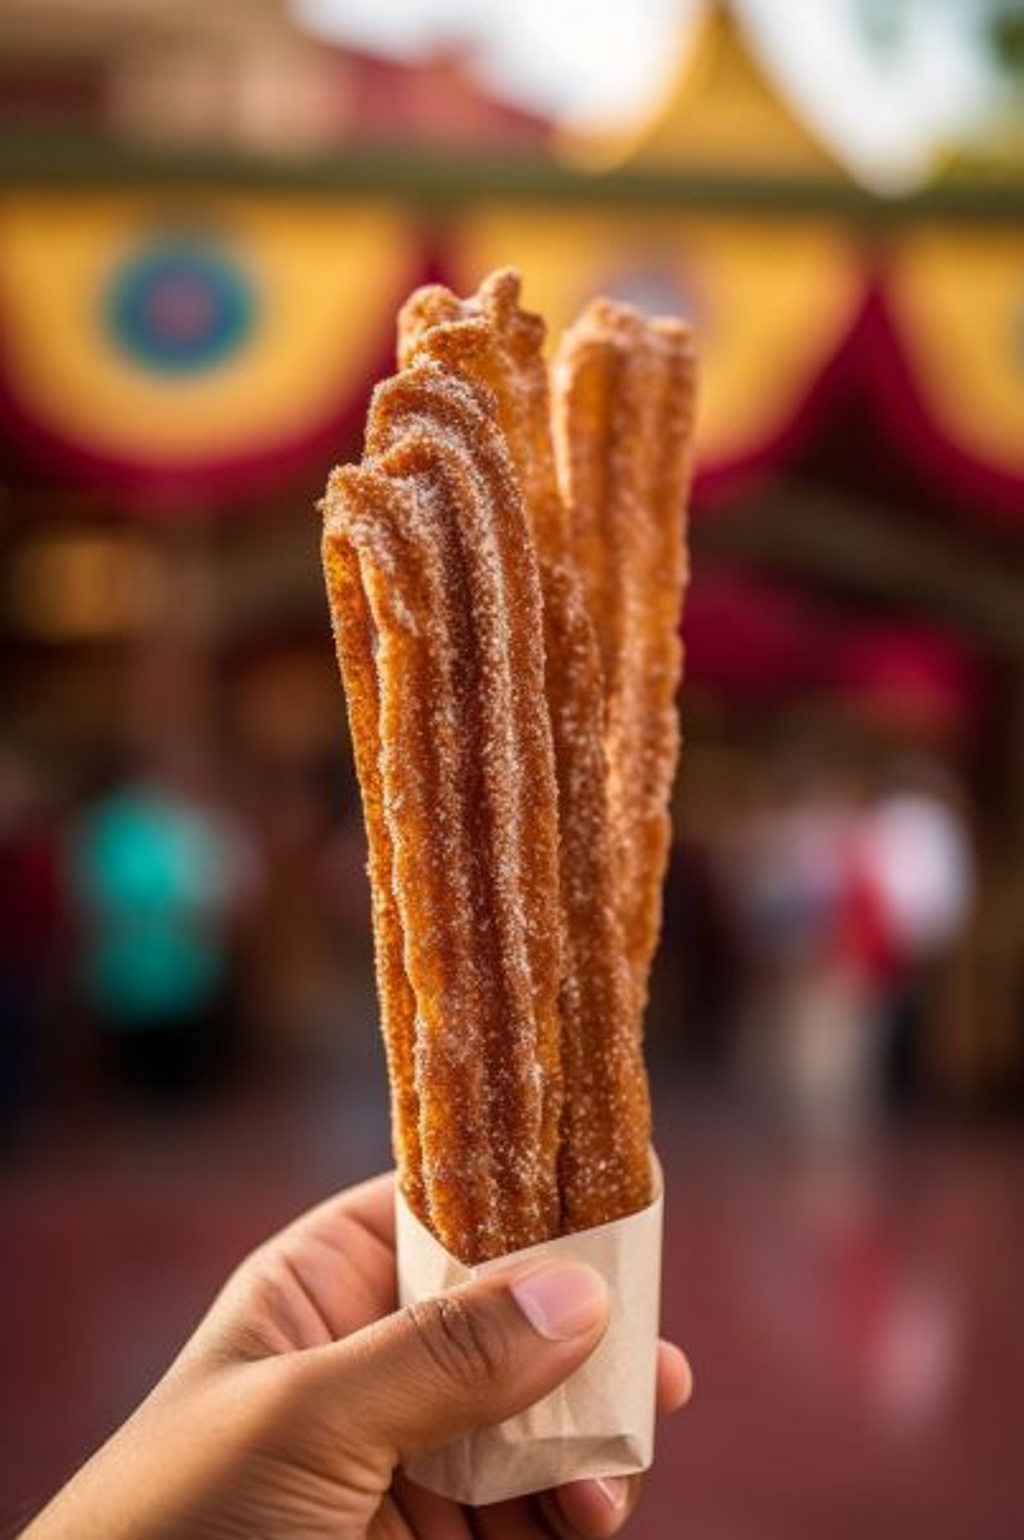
[509,1261,607,1341]
[680,1359,695,1404]
[593,1477,627,1512]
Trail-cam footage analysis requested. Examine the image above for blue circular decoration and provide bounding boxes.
[106,239,256,376]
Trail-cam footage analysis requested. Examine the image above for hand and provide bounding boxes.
[23,1172,692,1540]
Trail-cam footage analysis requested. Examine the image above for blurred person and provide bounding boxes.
[0,745,65,1149]
[68,741,259,1102]
[20,1171,692,1540]
[725,767,890,1146]
[859,768,975,1105]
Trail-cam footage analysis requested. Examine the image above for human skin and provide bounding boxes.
[22,1172,692,1540]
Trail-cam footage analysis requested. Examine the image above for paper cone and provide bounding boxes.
[395,1155,663,1506]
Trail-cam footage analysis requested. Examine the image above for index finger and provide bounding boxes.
[273,1169,397,1257]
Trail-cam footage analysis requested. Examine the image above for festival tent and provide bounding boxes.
[0,1,1020,521]
[1,1,1020,1100]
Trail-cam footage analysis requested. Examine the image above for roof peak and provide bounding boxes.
[563,0,853,183]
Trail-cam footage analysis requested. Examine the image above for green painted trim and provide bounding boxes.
[1,136,1022,224]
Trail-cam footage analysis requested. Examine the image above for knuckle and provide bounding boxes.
[407,1295,512,1392]
[240,1252,291,1322]
[217,1252,298,1359]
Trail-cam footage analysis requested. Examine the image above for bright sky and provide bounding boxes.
[293,0,994,187]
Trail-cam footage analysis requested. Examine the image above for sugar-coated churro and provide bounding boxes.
[553,300,697,1017]
[322,270,696,1261]
[400,272,653,1229]
[324,357,563,1263]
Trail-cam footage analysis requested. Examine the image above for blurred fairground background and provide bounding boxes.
[2,0,1024,1533]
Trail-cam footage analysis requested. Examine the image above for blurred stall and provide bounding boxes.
[3,5,1024,1538]
[1,0,1021,1110]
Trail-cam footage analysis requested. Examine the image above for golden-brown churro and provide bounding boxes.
[322,270,695,1261]
[400,271,652,1229]
[324,356,563,1263]
[321,489,424,1220]
[553,301,697,1016]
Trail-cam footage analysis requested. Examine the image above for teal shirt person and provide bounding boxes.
[72,787,235,1029]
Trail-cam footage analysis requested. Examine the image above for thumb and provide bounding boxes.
[302,1260,608,1466]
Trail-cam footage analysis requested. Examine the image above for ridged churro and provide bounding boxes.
[323,359,563,1263]
[400,272,652,1230]
[553,302,697,1016]
[322,270,695,1262]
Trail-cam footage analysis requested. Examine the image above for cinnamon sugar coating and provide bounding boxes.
[322,270,695,1261]
[401,271,653,1230]
[553,300,697,1019]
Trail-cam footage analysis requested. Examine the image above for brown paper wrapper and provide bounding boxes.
[396,1154,664,1506]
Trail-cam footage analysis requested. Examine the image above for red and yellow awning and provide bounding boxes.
[0,1,1020,521]
[449,207,868,476]
[0,191,426,500]
[885,226,1024,485]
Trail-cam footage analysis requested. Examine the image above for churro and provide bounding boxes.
[323,357,563,1263]
[322,270,695,1262]
[400,272,652,1229]
[553,301,697,1015]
